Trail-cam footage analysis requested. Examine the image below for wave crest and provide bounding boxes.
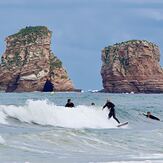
[1,100,117,129]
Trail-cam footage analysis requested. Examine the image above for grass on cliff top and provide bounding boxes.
[106,39,157,48]
[9,26,51,38]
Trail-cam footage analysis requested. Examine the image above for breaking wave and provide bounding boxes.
[0,100,119,129]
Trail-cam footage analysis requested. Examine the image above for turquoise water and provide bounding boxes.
[0,92,163,163]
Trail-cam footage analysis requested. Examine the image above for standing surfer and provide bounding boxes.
[102,99,120,124]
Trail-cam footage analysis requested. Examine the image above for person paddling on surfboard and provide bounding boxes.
[102,99,120,124]
[143,112,160,121]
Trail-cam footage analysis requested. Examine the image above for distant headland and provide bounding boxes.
[0,26,75,92]
[101,40,163,93]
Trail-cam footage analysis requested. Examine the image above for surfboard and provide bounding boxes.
[117,121,128,127]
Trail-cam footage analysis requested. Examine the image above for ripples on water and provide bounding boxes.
[0,92,163,163]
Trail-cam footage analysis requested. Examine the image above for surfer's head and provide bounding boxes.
[91,102,95,106]
[147,112,151,116]
[67,99,71,103]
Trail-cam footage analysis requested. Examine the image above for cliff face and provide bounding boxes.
[101,40,163,93]
[0,26,74,92]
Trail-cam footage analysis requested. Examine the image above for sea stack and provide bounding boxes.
[0,26,74,92]
[101,40,163,93]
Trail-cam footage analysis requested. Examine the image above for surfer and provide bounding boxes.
[65,99,75,108]
[102,99,120,124]
[143,112,160,121]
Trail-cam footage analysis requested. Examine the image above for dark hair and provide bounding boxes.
[67,99,71,102]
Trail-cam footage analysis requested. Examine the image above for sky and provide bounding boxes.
[0,0,163,90]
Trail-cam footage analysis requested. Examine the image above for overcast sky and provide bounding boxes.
[0,0,163,90]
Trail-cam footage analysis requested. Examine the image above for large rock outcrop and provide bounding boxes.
[0,26,74,92]
[101,40,163,93]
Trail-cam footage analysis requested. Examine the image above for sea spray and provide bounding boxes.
[2,99,117,128]
[0,107,8,124]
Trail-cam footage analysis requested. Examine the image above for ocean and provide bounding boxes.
[0,92,163,163]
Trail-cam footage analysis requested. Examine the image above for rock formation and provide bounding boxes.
[0,26,74,92]
[101,40,163,93]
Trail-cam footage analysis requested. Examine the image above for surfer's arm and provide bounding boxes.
[102,104,107,110]
[138,113,146,116]
[102,103,110,110]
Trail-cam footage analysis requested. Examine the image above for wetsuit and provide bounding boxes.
[65,102,74,108]
[143,114,160,121]
[103,101,120,123]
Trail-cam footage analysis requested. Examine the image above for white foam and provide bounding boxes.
[0,106,8,124]
[2,99,118,129]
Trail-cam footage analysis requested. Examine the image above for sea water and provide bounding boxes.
[0,92,163,163]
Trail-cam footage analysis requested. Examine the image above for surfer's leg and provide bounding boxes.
[113,114,120,123]
[108,112,112,119]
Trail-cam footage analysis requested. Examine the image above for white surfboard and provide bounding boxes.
[117,121,128,127]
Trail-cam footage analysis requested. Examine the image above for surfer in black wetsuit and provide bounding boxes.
[143,112,160,121]
[65,99,74,108]
[102,100,120,124]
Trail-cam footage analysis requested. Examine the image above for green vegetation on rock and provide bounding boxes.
[14,52,22,66]
[112,39,157,47]
[104,46,111,64]
[50,55,62,69]
[104,39,158,66]
[1,56,6,66]
[9,26,51,38]
[2,52,22,68]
